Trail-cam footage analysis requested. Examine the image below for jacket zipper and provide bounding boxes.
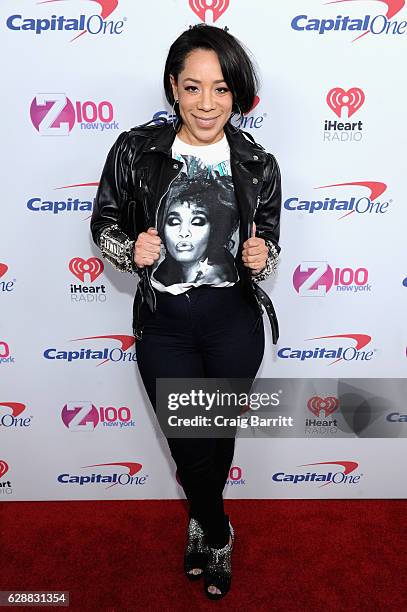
[249,194,261,238]
[250,194,265,318]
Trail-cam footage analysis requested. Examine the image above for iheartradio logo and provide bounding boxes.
[69,257,104,282]
[189,0,230,23]
[0,460,9,478]
[326,87,365,118]
[307,396,339,418]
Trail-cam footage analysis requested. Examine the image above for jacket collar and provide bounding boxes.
[141,118,266,164]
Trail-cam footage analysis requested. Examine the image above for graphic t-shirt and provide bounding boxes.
[150,133,240,295]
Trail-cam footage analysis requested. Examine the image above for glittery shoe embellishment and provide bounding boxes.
[204,521,235,600]
[184,518,209,580]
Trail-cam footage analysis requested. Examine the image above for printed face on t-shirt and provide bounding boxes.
[150,134,240,295]
[164,200,210,264]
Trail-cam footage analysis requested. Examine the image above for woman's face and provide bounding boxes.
[170,48,233,146]
[164,200,210,264]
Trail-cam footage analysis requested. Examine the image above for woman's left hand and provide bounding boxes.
[242,223,268,273]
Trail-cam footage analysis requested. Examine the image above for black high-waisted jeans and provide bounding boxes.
[135,281,265,547]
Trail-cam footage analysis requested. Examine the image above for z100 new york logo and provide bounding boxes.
[6,1,126,42]
[0,341,15,365]
[61,402,135,430]
[293,262,371,296]
[30,94,119,135]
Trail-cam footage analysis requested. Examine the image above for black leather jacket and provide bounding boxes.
[90,118,282,343]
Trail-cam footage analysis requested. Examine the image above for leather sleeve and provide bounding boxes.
[252,152,282,282]
[90,130,130,245]
[255,152,282,251]
[90,131,140,275]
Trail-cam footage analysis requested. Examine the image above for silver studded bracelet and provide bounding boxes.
[252,240,279,282]
[98,224,138,274]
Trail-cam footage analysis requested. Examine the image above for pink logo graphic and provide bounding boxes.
[30,95,115,135]
[325,0,405,41]
[0,342,10,359]
[307,396,339,417]
[82,461,142,488]
[300,460,359,487]
[0,460,9,478]
[0,263,8,278]
[38,0,119,40]
[326,87,365,118]
[30,94,75,134]
[69,257,104,282]
[293,263,369,295]
[61,402,132,430]
[189,0,230,22]
[62,402,99,430]
[0,403,26,417]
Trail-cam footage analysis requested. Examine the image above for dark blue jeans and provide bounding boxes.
[135,281,264,547]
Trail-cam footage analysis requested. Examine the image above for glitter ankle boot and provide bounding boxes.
[204,519,235,600]
[184,517,209,580]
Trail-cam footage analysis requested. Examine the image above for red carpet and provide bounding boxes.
[1,499,406,611]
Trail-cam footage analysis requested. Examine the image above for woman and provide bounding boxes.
[91,23,281,600]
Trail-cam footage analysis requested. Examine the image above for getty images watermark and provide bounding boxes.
[156,378,294,438]
[156,378,407,438]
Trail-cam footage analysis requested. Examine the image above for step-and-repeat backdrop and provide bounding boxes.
[1,0,406,500]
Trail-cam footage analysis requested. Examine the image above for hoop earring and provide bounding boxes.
[171,99,179,131]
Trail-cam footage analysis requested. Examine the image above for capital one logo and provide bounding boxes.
[293,263,369,296]
[291,1,407,42]
[308,396,339,418]
[28,182,97,216]
[43,335,136,366]
[189,0,230,23]
[284,181,391,219]
[57,462,147,489]
[0,263,16,293]
[327,87,365,118]
[30,94,117,135]
[0,403,32,428]
[6,1,125,42]
[69,258,104,282]
[272,461,361,487]
[278,334,374,365]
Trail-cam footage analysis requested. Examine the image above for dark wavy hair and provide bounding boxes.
[163,24,259,123]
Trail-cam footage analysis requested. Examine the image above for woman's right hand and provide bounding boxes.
[134,227,162,268]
